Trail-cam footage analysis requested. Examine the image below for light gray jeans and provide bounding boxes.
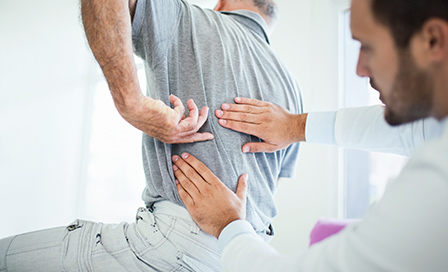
[0,201,221,272]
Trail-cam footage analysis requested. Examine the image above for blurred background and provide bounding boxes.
[0,0,407,255]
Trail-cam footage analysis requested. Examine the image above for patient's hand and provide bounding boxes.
[172,153,247,238]
[121,94,214,144]
[215,97,307,153]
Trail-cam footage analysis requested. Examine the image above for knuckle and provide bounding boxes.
[167,119,177,130]
[239,122,249,130]
[195,163,208,174]
[181,179,192,189]
[185,168,197,179]
[260,123,268,130]
[177,187,186,197]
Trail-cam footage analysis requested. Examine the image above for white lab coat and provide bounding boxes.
[219,105,448,272]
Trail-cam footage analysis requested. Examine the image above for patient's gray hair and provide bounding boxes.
[252,0,277,22]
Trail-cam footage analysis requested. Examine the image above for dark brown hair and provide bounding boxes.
[371,0,448,48]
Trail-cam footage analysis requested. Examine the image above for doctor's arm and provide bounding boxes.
[216,98,441,156]
[80,0,212,144]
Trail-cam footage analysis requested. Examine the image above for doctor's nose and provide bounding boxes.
[356,52,371,78]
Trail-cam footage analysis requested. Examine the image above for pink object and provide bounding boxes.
[309,217,357,247]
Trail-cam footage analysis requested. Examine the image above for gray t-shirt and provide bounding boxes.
[132,0,302,234]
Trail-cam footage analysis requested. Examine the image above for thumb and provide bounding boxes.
[236,174,248,201]
[242,142,276,153]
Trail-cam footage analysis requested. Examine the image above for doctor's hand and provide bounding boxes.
[119,94,213,144]
[172,153,248,238]
[215,97,307,153]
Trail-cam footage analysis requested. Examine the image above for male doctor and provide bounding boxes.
[171,0,448,270]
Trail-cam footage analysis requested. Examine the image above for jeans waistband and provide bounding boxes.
[152,200,194,222]
[152,200,274,243]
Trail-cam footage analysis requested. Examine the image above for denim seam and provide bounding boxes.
[171,229,220,257]
[6,244,59,256]
[1,235,17,271]
[138,217,176,256]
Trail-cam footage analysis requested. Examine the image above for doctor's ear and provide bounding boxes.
[419,18,448,63]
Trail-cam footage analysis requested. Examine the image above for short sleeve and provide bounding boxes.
[278,142,300,178]
[131,0,186,65]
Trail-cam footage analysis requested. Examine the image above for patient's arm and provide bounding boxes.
[80,0,213,144]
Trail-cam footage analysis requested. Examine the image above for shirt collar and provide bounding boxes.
[220,10,270,45]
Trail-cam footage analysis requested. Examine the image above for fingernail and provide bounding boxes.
[222,104,230,110]
[219,119,227,125]
[243,173,248,181]
[243,146,250,153]
[172,155,179,162]
[216,110,223,117]
[175,179,179,184]
[235,97,241,103]
[182,153,189,159]
[172,165,178,171]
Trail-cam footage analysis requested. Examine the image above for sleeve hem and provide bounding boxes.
[131,0,146,42]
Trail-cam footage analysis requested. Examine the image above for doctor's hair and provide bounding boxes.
[252,0,277,22]
[371,0,448,49]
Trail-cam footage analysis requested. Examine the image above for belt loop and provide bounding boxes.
[190,221,200,235]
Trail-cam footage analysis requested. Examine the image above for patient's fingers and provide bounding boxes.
[172,132,214,143]
[186,99,199,122]
[170,94,186,120]
[196,106,210,128]
[178,99,200,132]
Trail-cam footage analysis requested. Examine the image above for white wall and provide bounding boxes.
[0,0,349,256]
[270,0,350,254]
[0,0,96,237]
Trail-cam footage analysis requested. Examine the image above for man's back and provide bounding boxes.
[132,0,302,233]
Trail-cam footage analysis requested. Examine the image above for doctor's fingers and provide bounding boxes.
[218,119,264,139]
[172,154,212,188]
[215,109,262,124]
[173,161,201,198]
[176,179,195,207]
[220,103,266,115]
[177,153,222,187]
